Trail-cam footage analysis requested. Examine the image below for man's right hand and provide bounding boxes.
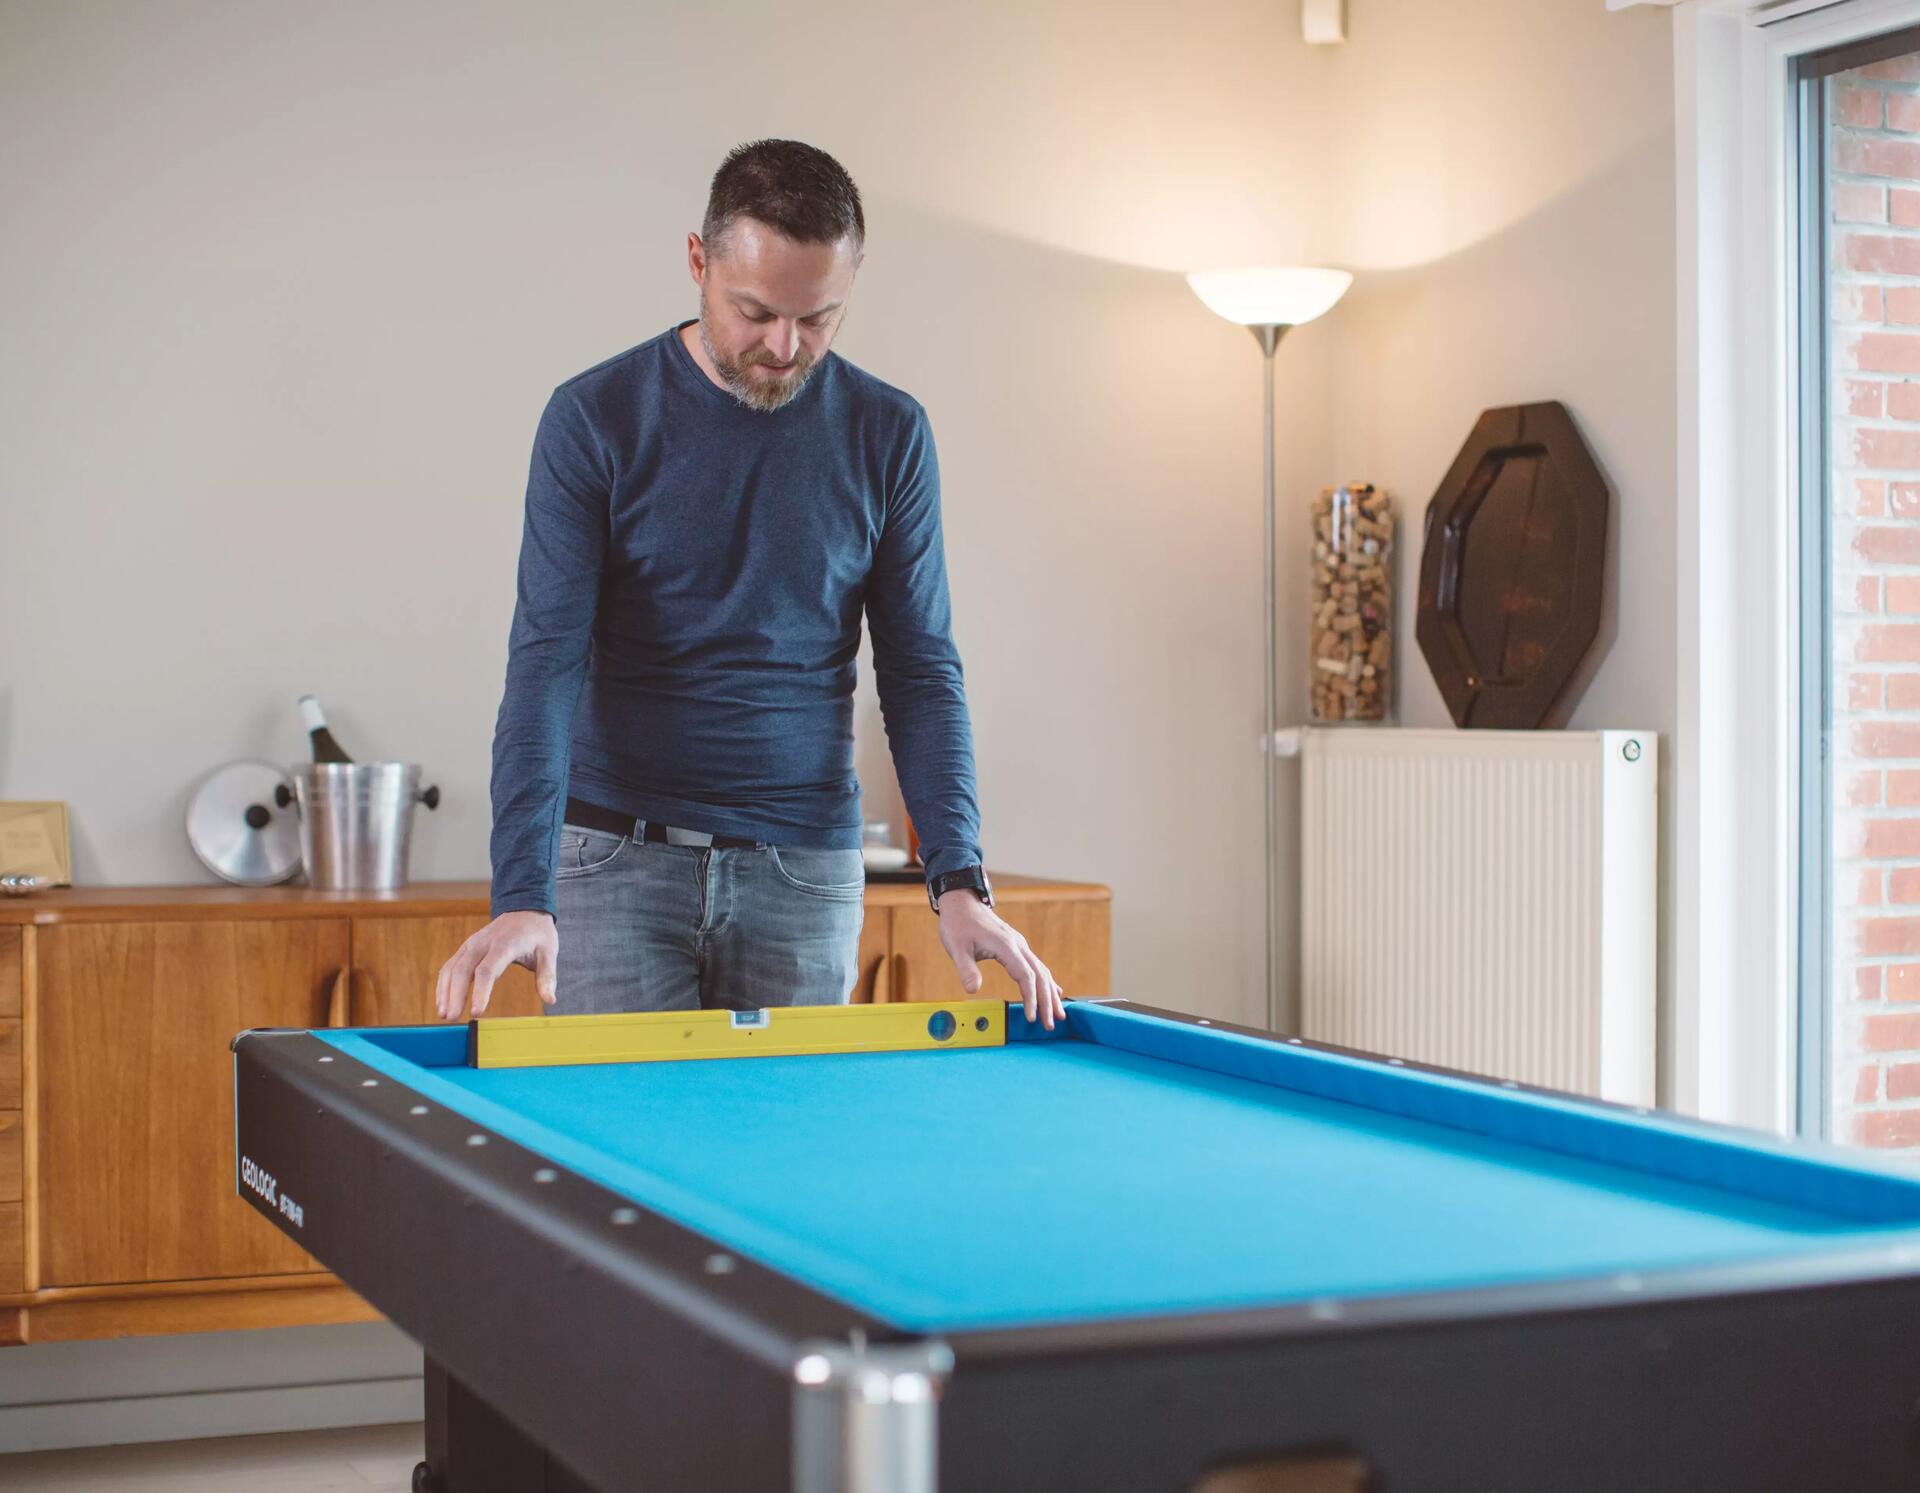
[435,910,559,1021]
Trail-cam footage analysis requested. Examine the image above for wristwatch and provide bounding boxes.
[928,865,994,913]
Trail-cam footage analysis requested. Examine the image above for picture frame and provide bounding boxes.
[0,800,73,885]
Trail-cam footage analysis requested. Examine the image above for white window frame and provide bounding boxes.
[1670,0,1920,1131]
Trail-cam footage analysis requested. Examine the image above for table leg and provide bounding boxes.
[416,1356,597,1493]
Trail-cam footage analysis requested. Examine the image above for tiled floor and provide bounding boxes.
[0,1423,424,1491]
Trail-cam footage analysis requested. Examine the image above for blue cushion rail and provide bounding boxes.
[1069,1003,1920,1227]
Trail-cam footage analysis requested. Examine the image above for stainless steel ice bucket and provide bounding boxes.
[288,762,440,891]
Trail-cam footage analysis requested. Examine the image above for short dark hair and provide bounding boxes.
[702,139,865,258]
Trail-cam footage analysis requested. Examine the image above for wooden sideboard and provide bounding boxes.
[0,874,1110,1345]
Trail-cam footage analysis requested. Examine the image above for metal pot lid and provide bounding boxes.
[187,760,301,886]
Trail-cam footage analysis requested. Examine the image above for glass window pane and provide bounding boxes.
[1825,48,1920,1149]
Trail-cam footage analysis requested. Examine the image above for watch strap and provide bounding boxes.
[928,865,993,912]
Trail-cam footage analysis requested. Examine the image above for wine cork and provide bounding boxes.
[1307,483,1392,722]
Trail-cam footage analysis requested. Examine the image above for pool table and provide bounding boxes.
[232,1000,1920,1492]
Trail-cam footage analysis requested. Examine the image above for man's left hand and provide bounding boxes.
[936,891,1066,1030]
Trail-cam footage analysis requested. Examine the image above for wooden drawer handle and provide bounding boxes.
[325,968,351,1028]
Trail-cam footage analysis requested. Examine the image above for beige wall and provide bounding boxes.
[1318,0,1679,1076]
[0,0,1672,1039]
[1323,0,1675,739]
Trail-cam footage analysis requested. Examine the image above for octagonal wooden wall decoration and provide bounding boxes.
[1415,401,1608,729]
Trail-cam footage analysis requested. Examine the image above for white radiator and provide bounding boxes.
[1296,727,1657,1104]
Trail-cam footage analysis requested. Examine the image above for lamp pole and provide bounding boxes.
[1255,322,1286,1034]
[1184,265,1351,1036]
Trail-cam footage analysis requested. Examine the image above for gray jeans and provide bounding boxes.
[552,821,865,1014]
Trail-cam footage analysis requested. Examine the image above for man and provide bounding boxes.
[435,139,1064,1029]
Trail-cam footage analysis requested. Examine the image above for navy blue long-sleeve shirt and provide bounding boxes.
[488,321,982,918]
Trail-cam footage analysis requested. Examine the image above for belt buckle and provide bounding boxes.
[663,825,715,848]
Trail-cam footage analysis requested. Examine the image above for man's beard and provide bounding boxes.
[697,295,820,413]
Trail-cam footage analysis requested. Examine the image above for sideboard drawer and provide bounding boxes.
[0,1203,20,1294]
[0,1021,17,1110]
[0,1113,18,1204]
[37,920,340,1287]
[0,928,18,1018]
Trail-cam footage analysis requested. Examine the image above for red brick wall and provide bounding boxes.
[1832,54,1920,1148]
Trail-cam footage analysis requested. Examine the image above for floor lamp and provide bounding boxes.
[1185,266,1353,1031]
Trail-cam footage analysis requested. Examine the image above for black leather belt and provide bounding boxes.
[564,796,759,850]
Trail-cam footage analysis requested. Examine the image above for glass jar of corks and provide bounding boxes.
[1309,483,1392,722]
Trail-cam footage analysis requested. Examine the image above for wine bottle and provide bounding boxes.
[298,695,354,764]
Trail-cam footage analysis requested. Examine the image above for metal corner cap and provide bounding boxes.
[792,1338,954,1395]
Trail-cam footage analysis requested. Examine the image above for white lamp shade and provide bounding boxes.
[1185,266,1353,327]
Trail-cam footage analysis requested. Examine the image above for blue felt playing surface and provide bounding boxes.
[318,1010,1920,1332]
